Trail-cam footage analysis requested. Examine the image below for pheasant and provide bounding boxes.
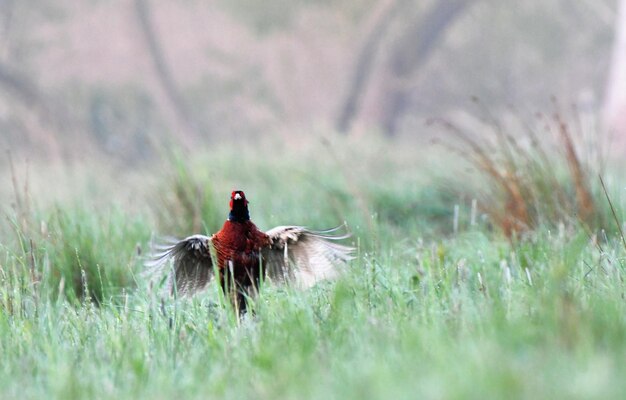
[147,190,354,313]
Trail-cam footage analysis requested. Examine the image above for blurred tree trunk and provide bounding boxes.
[604,0,626,143]
[0,2,74,157]
[0,63,42,107]
[336,0,475,136]
[0,62,71,155]
[335,0,405,134]
[134,0,201,143]
[380,0,474,136]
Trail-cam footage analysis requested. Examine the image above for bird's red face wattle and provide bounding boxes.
[228,190,251,222]
[229,190,248,210]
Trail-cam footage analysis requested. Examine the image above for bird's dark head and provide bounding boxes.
[228,190,250,222]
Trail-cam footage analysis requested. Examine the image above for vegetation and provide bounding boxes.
[432,105,612,237]
[1,133,626,399]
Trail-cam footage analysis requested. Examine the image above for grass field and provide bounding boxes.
[2,134,626,399]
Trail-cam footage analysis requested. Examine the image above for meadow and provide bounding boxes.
[1,129,626,399]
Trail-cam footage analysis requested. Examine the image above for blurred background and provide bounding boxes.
[4,3,626,396]
[0,0,622,162]
[1,0,625,240]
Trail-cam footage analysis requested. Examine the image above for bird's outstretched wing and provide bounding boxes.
[262,225,354,288]
[145,234,214,296]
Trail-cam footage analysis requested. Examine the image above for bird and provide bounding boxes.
[146,190,354,313]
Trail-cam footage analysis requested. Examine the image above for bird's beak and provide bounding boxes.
[234,193,242,200]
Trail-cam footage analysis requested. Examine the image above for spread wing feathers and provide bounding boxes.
[145,234,214,296]
[262,225,354,288]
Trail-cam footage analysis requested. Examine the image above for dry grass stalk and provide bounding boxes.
[430,106,603,237]
[555,114,594,222]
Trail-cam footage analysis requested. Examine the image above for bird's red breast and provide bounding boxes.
[213,219,270,271]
